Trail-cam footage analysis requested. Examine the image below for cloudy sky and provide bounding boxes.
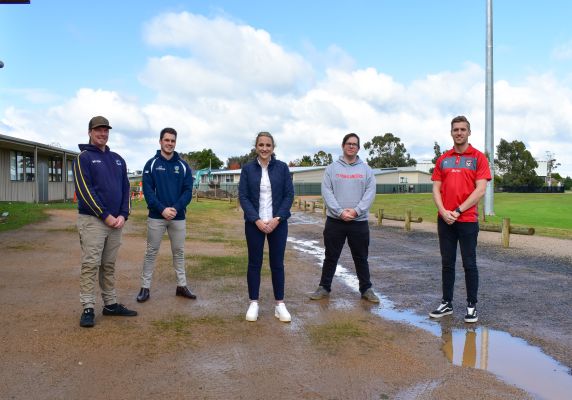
[1,0,572,177]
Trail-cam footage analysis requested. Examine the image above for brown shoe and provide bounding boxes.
[176,286,197,299]
[136,288,150,303]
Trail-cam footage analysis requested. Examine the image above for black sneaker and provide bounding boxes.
[464,303,478,323]
[80,308,95,328]
[102,303,138,317]
[429,301,453,318]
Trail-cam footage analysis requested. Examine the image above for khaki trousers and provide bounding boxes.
[77,214,122,309]
[141,218,187,288]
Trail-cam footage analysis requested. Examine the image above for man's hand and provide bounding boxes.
[441,209,458,225]
[104,215,117,227]
[340,208,357,222]
[161,207,177,220]
[113,215,126,229]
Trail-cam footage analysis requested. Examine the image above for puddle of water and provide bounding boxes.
[288,234,572,400]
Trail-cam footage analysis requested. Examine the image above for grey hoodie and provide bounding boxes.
[321,155,376,221]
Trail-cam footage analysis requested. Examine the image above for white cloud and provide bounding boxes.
[141,12,314,96]
[2,12,572,177]
[552,40,572,60]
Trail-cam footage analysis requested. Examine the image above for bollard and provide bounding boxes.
[377,209,383,226]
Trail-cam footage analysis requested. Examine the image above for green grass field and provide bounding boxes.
[371,192,572,239]
[1,192,571,239]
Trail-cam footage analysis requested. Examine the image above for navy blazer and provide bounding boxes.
[238,156,294,223]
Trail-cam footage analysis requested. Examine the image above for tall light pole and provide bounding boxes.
[484,0,495,216]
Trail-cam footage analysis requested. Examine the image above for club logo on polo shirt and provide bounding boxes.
[465,159,473,168]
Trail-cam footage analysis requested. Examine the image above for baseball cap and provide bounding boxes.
[88,116,112,130]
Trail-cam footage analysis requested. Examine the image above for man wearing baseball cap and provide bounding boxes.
[73,116,137,328]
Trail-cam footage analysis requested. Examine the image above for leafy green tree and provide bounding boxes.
[551,172,563,181]
[494,139,543,187]
[363,133,416,168]
[289,155,313,167]
[429,141,442,173]
[312,150,333,166]
[181,149,223,170]
[563,176,572,190]
[226,148,257,169]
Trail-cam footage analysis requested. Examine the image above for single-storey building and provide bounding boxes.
[0,133,78,202]
[373,167,432,185]
[197,165,432,195]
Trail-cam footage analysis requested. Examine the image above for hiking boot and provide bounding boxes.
[361,288,380,303]
[464,303,478,323]
[429,301,453,318]
[102,303,138,317]
[79,308,95,328]
[309,286,330,300]
[274,303,292,322]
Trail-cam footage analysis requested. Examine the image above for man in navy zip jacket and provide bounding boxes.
[74,116,137,328]
[136,127,196,303]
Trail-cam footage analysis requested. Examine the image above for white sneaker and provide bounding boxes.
[274,303,291,322]
[245,301,259,322]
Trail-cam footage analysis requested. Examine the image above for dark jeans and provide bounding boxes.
[245,220,288,301]
[437,217,479,304]
[319,217,372,294]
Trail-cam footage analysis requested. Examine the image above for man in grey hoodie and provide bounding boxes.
[309,133,380,302]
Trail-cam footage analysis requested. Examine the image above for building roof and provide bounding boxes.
[0,133,79,156]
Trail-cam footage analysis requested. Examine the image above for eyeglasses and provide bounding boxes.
[344,142,359,148]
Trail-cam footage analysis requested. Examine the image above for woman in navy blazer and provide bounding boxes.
[238,132,294,322]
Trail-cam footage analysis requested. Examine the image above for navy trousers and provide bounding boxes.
[437,217,479,304]
[245,220,288,301]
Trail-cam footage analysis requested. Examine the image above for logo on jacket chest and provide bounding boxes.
[174,166,180,174]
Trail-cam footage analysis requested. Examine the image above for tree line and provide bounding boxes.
[178,134,570,189]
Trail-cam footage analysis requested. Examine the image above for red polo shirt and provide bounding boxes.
[432,144,491,222]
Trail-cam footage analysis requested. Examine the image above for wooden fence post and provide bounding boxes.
[310,201,315,212]
[377,209,383,226]
[405,210,412,231]
[502,218,511,248]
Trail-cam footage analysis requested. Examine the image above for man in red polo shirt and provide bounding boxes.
[429,115,491,323]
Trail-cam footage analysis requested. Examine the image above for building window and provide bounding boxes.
[10,151,34,181]
[49,157,63,182]
[67,159,74,182]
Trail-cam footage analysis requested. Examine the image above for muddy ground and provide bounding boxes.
[0,205,570,399]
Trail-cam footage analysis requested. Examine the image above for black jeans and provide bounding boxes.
[437,217,479,304]
[319,217,372,294]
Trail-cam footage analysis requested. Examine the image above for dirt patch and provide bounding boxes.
[0,206,556,399]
